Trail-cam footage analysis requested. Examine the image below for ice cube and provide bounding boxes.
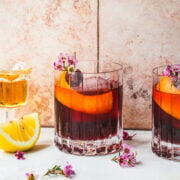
[12,62,27,71]
[82,76,111,94]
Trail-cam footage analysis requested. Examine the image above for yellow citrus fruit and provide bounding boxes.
[0,113,40,152]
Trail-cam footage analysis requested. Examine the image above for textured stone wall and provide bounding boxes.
[0,0,179,129]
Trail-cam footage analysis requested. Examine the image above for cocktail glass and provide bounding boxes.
[152,64,180,161]
[0,62,31,122]
[54,61,123,155]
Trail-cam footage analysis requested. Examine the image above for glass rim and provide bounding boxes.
[152,65,167,76]
[152,64,180,75]
[54,60,123,74]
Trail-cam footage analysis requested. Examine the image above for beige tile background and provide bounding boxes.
[0,0,179,129]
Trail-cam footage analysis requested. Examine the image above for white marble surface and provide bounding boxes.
[0,128,180,180]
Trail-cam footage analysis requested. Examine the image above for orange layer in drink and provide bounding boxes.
[153,89,180,120]
[153,76,180,120]
[55,86,113,114]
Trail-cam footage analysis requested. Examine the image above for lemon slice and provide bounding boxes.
[0,113,40,152]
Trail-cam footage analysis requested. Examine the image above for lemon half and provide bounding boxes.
[0,113,40,152]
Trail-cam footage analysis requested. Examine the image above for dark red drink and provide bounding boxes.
[152,69,180,161]
[152,88,180,145]
[55,85,122,141]
[54,70,123,155]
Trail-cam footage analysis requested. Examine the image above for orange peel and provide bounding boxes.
[153,76,180,120]
[55,71,113,114]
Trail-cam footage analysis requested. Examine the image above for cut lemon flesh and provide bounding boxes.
[154,76,180,120]
[0,113,40,152]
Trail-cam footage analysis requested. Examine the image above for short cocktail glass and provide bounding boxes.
[54,61,123,155]
[152,65,180,161]
[0,63,31,122]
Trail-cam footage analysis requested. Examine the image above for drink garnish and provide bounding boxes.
[54,53,78,72]
[162,64,180,87]
[54,53,82,87]
[154,65,180,119]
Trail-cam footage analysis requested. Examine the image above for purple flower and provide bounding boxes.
[123,131,129,140]
[162,64,180,82]
[127,154,136,167]
[162,66,171,76]
[123,131,136,140]
[112,143,137,168]
[14,151,25,160]
[122,144,133,155]
[117,154,128,167]
[58,53,67,62]
[63,163,75,178]
[54,62,63,70]
[68,56,78,65]
[26,172,38,180]
[54,52,78,72]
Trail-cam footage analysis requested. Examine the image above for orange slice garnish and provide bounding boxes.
[55,71,113,114]
[153,76,180,119]
[55,86,113,114]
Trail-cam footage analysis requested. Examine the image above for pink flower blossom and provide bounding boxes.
[63,163,75,178]
[123,131,129,140]
[117,155,128,167]
[127,154,136,167]
[54,52,78,72]
[162,64,180,82]
[68,56,78,65]
[112,143,137,168]
[122,144,133,155]
[123,131,136,140]
[14,151,25,160]
[26,172,38,180]
[58,53,67,62]
[44,163,75,178]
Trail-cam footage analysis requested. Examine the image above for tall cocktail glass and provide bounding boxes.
[0,63,31,122]
[152,64,180,161]
[54,60,123,155]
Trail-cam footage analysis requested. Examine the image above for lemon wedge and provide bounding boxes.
[0,113,40,152]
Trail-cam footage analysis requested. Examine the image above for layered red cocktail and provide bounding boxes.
[152,65,180,161]
[54,55,123,155]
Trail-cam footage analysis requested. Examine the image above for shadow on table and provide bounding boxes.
[2,144,51,156]
[124,139,151,148]
[27,144,51,153]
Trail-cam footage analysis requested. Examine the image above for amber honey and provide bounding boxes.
[0,69,31,108]
[0,80,28,108]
